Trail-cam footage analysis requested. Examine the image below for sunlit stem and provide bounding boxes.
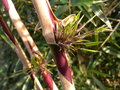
[31,0,75,89]
[2,0,40,56]
[51,45,75,90]
[31,0,59,44]
[2,0,58,89]
[0,15,43,90]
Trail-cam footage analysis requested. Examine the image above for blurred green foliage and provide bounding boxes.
[0,0,120,90]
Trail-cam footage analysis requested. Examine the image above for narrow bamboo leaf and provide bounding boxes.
[92,76,106,90]
[22,77,31,90]
[85,42,101,47]
[78,6,96,26]
[80,48,99,52]
[114,32,120,37]
[103,46,120,58]
[91,5,112,29]
[73,39,89,44]
[60,0,67,3]
[31,53,42,68]
[95,25,109,32]
[72,0,102,26]
[0,15,16,44]
[0,31,14,48]
[110,39,120,49]
[12,76,27,90]
[90,70,111,77]
[72,0,94,6]
[3,69,29,80]
[54,5,69,16]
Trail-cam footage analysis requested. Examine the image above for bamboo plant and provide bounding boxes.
[0,14,43,90]
[31,0,77,89]
[31,0,109,90]
[2,0,58,90]
[1,0,110,90]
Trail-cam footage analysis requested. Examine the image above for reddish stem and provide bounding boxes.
[0,16,15,44]
[40,68,53,90]
[2,0,10,11]
[51,45,72,83]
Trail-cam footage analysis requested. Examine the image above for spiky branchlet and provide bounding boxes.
[55,14,80,51]
[0,14,43,90]
[31,53,58,90]
[31,0,109,89]
[51,13,109,90]
[49,14,81,90]
[55,13,109,52]
[2,0,58,89]
[31,53,43,69]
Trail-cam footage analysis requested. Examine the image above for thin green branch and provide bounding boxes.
[100,22,120,48]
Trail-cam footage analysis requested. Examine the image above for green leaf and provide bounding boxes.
[0,31,14,49]
[54,5,69,16]
[110,39,120,49]
[60,0,67,3]
[91,5,112,29]
[81,48,100,52]
[92,76,106,90]
[22,77,31,90]
[95,25,109,32]
[72,0,104,6]
[103,46,120,58]
[72,0,94,6]
[11,76,27,90]
[90,70,111,77]
[85,42,101,47]
[78,5,97,26]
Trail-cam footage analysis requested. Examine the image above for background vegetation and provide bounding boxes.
[0,0,120,90]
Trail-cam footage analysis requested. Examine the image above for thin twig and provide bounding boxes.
[0,15,43,90]
[106,1,120,16]
[77,15,96,32]
[100,22,120,48]
[68,0,71,14]
[108,18,120,22]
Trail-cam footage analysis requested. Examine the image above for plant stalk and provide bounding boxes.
[2,0,58,89]
[31,0,75,89]
[50,45,75,90]
[0,15,43,90]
